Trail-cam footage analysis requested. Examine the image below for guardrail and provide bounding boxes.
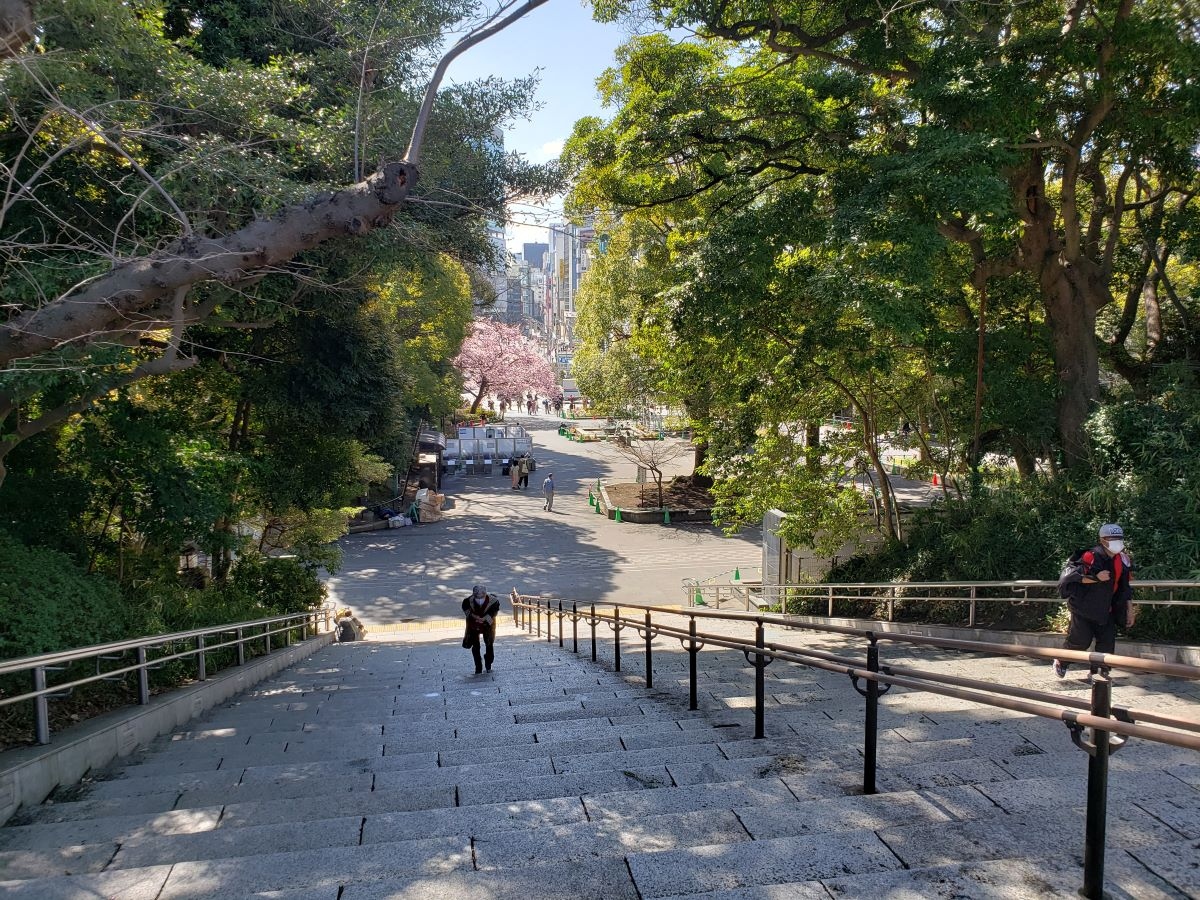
[509,590,1200,900]
[0,607,333,746]
[685,579,1200,622]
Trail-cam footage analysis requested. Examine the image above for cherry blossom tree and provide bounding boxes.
[454,319,555,413]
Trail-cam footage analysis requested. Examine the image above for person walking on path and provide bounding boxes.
[542,472,555,511]
[517,454,531,489]
[510,454,520,490]
[462,584,499,674]
[333,607,367,642]
[1054,523,1136,682]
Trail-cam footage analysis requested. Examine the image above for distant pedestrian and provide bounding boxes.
[462,584,499,674]
[1054,523,1136,683]
[509,454,520,489]
[542,472,555,511]
[334,607,367,643]
[518,454,531,489]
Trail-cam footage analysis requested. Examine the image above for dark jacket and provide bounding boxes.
[462,593,500,645]
[1059,545,1133,624]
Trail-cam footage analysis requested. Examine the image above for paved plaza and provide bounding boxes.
[326,414,762,625]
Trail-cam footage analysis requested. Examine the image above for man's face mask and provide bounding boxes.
[1106,539,1125,554]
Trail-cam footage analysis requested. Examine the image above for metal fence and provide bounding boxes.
[685,579,1200,624]
[0,607,333,746]
[509,591,1200,900]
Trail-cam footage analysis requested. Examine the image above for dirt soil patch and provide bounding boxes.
[605,479,715,511]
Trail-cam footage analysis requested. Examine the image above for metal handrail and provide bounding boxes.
[508,590,1200,899]
[686,578,1200,621]
[0,606,334,746]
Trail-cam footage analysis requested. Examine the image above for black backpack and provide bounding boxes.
[336,619,358,642]
[1057,548,1097,599]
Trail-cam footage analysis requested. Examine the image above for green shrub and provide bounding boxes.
[0,531,128,658]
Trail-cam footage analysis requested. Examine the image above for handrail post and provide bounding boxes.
[197,636,207,681]
[572,602,578,654]
[136,647,150,705]
[613,606,621,672]
[888,586,895,621]
[236,628,245,666]
[688,617,698,711]
[536,601,542,637]
[1081,676,1114,899]
[644,610,653,689]
[546,600,553,644]
[969,586,977,628]
[754,621,766,739]
[590,603,597,661]
[827,585,834,617]
[33,666,50,746]
[264,626,271,655]
[864,637,880,795]
[558,601,564,648]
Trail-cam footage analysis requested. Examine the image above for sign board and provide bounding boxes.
[561,377,581,399]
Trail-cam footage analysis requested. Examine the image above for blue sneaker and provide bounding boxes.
[1052,659,1067,679]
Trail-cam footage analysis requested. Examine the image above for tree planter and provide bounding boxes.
[597,482,713,525]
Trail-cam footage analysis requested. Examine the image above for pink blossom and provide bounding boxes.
[454,319,556,411]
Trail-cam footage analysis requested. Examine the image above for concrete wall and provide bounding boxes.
[0,631,335,825]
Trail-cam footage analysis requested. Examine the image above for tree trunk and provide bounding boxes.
[1010,436,1037,480]
[690,438,713,489]
[0,0,33,59]
[804,422,820,470]
[1040,268,1101,467]
[469,378,487,414]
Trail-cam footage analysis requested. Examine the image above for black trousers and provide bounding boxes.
[465,624,495,670]
[1062,613,1116,673]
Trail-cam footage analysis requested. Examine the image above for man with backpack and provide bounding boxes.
[1054,523,1135,682]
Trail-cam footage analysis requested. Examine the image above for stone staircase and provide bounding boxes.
[1,621,1198,899]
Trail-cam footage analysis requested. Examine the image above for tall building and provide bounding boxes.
[522,242,548,270]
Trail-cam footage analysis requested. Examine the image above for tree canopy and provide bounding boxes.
[0,0,556,643]
[565,0,1200,564]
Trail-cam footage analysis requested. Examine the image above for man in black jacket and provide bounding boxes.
[462,584,500,674]
[1054,523,1135,683]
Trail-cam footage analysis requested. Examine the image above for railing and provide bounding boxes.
[686,579,1200,623]
[508,590,1200,900]
[0,607,333,747]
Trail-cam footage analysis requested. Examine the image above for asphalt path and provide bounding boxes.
[325,414,761,626]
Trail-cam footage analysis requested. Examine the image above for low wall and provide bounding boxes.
[0,631,335,825]
[781,614,1200,666]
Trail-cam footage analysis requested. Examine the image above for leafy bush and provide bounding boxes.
[0,531,128,658]
[828,373,1200,642]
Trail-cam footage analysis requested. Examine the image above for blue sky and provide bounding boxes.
[445,0,630,251]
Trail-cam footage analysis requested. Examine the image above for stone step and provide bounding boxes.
[473,808,751,870]
[0,807,221,853]
[626,829,904,898]
[336,858,639,900]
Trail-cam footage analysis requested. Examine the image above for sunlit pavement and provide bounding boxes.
[325,414,760,626]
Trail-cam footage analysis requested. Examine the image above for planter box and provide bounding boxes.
[597,483,713,525]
